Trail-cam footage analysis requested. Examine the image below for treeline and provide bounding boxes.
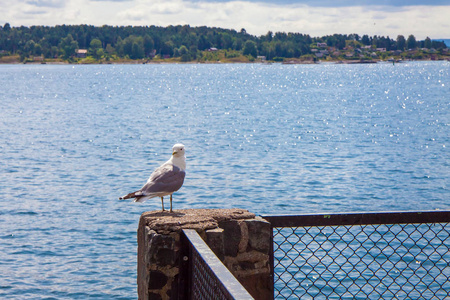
[0,23,447,61]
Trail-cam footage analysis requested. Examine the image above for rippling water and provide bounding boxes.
[0,62,448,299]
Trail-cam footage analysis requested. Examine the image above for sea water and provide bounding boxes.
[0,62,448,299]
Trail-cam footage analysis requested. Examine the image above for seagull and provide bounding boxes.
[119,143,186,213]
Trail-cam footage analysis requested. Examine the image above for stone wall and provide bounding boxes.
[137,208,272,300]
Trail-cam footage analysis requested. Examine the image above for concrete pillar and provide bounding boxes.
[137,208,272,300]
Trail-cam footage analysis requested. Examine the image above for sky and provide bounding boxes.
[1,0,449,39]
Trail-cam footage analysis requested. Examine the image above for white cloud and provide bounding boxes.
[25,0,66,8]
[0,0,449,39]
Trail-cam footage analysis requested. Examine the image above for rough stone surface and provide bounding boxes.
[245,217,272,253]
[137,208,271,300]
[219,220,242,257]
[205,228,224,260]
[148,293,162,300]
[238,221,249,253]
[148,271,168,289]
[140,208,255,234]
[148,232,176,266]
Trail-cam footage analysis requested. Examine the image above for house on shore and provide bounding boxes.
[76,49,88,58]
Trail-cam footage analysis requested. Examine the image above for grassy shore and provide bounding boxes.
[1,50,449,65]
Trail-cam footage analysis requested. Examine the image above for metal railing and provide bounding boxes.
[263,211,450,299]
[180,229,254,300]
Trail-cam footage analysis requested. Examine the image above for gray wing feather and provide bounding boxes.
[141,164,185,195]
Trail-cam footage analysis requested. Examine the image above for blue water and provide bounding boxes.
[0,62,448,299]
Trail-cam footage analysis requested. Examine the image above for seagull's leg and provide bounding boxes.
[161,197,165,211]
[169,194,173,213]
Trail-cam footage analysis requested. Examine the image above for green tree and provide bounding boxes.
[189,45,198,60]
[264,31,273,42]
[431,40,447,49]
[179,45,188,55]
[3,23,11,31]
[89,38,103,59]
[115,36,124,56]
[24,40,36,57]
[179,45,191,61]
[326,36,337,47]
[123,37,134,57]
[221,32,233,49]
[161,41,174,57]
[131,42,144,59]
[59,34,78,59]
[361,35,370,45]
[424,37,432,49]
[143,34,154,56]
[350,33,360,41]
[243,40,257,57]
[197,34,211,51]
[233,38,243,51]
[259,41,274,60]
[121,35,144,58]
[396,35,406,50]
[372,35,378,47]
[105,43,115,54]
[90,38,102,50]
[406,34,416,49]
[34,43,42,56]
[50,46,59,58]
[274,41,283,57]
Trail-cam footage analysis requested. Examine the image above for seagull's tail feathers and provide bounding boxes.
[119,191,154,203]
[119,191,141,200]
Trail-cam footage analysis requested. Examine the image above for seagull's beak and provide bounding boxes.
[172,151,177,155]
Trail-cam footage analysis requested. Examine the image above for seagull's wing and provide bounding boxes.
[119,163,185,202]
[141,163,186,195]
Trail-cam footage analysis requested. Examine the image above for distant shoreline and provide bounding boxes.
[1,56,449,66]
[1,24,448,67]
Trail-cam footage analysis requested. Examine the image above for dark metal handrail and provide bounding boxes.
[181,229,254,300]
[263,210,450,227]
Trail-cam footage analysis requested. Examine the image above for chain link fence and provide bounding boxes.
[264,212,450,299]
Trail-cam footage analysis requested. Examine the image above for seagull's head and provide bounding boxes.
[172,143,185,157]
